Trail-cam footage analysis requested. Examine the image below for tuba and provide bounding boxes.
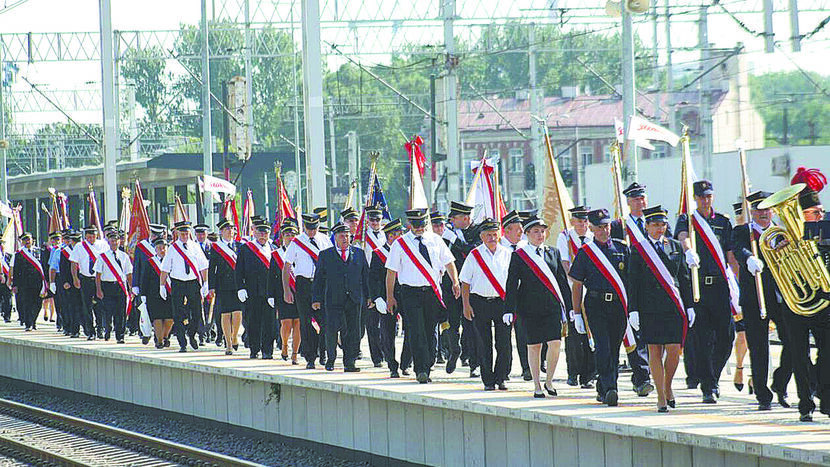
[758,183,830,316]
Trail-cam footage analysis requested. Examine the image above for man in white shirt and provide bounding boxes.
[460,219,513,391]
[500,210,532,381]
[70,225,107,339]
[385,208,460,384]
[94,229,133,343]
[283,212,334,369]
[160,220,209,352]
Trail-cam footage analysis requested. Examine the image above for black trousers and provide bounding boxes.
[79,276,98,337]
[692,280,735,394]
[0,284,11,321]
[441,283,463,361]
[379,311,399,371]
[295,277,326,363]
[627,331,652,387]
[781,308,830,415]
[246,296,276,357]
[100,282,126,340]
[171,279,202,348]
[126,291,140,333]
[566,319,595,385]
[743,298,793,405]
[365,308,383,364]
[400,285,440,375]
[471,295,512,387]
[400,322,413,371]
[325,299,361,367]
[16,288,41,328]
[584,295,626,395]
[511,316,530,373]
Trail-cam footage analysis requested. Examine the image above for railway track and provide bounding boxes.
[0,398,263,466]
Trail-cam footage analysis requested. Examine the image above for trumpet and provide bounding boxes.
[758,183,830,316]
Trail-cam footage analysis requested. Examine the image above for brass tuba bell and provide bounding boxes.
[757,183,830,316]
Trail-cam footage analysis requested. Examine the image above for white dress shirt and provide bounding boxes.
[70,240,106,278]
[459,243,511,298]
[500,237,527,251]
[93,248,133,283]
[160,239,209,281]
[364,229,386,264]
[284,232,332,279]
[385,231,453,287]
[556,229,594,263]
[246,238,273,262]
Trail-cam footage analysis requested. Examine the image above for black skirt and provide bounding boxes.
[146,296,173,321]
[278,300,299,320]
[640,310,685,345]
[216,290,242,314]
[520,312,562,345]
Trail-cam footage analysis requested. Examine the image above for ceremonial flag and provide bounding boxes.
[354,170,391,243]
[223,197,242,241]
[0,201,13,219]
[241,189,255,239]
[627,115,680,148]
[127,180,152,253]
[466,156,505,224]
[119,187,132,234]
[173,194,189,224]
[540,131,574,239]
[271,166,296,238]
[2,205,23,252]
[57,193,70,229]
[47,188,63,234]
[407,137,429,210]
[404,135,426,177]
[88,187,104,240]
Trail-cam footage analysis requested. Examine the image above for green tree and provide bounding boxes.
[749,71,830,145]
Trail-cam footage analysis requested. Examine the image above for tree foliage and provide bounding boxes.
[749,71,830,146]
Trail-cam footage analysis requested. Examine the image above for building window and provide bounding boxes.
[651,144,668,159]
[556,145,571,172]
[508,148,524,173]
[579,145,593,166]
[462,149,478,192]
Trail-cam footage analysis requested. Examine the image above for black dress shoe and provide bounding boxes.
[325,364,334,371]
[635,382,654,397]
[484,385,496,391]
[469,367,479,378]
[534,392,546,398]
[116,339,125,344]
[596,394,604,403]
[70,333,79,338]
[605,389,618,407]
[581,381,594,389]
[497,382,508,391]
[390,370,400,378]
[544,383,557,396]
[262,354,273,360]
[775,390,791,408]
[686,380,699,390]
[373,362,383,368]
[436,355,445,364]
[758,402,772,411]
[416,372,429,384]
[189,336,199,350]
[344,366,360,373]
[141,336,151,345]
[446,357,457,374]
[401,369,411,376]
[306,362,316,369]
[163,337,170,348]
[179,347,187,353]
[566,376,578,387]
[800,413,813,422]
[657,406,669,413]
[702,394,717,404]
[522,369,532,381]
[250,354,258,359]
[87,335,95,341]
[667,399,676,408]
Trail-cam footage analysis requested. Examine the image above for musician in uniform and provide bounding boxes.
[159,220,210,353]
[500,210,531,381]
[11,232,46,331]
[272,220,301,364]
[236,218,277,359]
[369,219,405,377]
[504,214,572,398]
[446,201,479,377]
[610,182,657,397]
[732,190,793,410]
[141,237,173,348]
[460,219,512,390]
[730,202,750,394]
[312,222,370,372]
[569,209,630,406]
[209,218,242,355]
[93,229,133,343]
[675,180,736,403]
[629,206,694,412]
[386,208,460,384]
[70,226,107,339]
[557,205,595,388]
[283,212,333,369]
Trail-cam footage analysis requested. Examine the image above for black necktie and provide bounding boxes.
[113,252,122,270]
[636,218,644,234]
[182,243,190,274]
[579,235,586,245]
[536,247,542,256]
[511,244,516,251]
[654,241,664,254]
[310,238,318,249]
[88,250,94,275]
[416,237,432,266]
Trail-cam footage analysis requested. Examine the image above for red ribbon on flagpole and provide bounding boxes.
[404,135,425,177]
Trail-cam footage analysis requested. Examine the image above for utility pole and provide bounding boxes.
[443,0,460,201]
[622,8,638,181]
[790,0,801,52]
[328,97,338,188]
[244,0,254,163]
[664,0,675,157]
[99,0,118,220]
[529,24,543,209]
[200,0,214,225]
[428,65,436,206]
[301,0,327,209]
[699,4,713,180]
[0,45,8,203]
[764,0,775,53]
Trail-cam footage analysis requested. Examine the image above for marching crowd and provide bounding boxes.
[3,171,830,422]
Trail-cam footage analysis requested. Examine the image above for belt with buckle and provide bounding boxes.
[703,275,723,285]
[587,290,619,302]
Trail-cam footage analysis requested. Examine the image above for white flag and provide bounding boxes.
[627,115,680,147]
[614,118,625,144]
[199,174,237,197]
[0,201,12,219]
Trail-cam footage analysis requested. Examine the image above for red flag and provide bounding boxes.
[274,171,295,229]
[88,188,104,240]
[127,180,151,252]
[404,135,425,177]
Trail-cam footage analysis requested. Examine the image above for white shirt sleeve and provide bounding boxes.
[69,244,82,263]
[385,241,403,273]
[458,254,475,285]
[283,242,298,264]
[122,252,134,275]
[160,250,173,273]
[556,232,570,262]
[436,238,454,267]
[318,234,333,250]
[193,244,209,271]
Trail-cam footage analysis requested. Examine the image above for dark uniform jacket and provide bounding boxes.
[269,246,296,315]
[569,239,629,296]
[731,223,779,311]
[611,216,673,241]
[504,245,573,318]
[235,241,273,298]
[675,211,733,277]
[57,246,75,289]
[132,241,152,291]
[12,249,44,292]
[312,245,369,309]
[140,256,167,302]
[628,237,693,315]
[368,244,400,305]
[208,241,238,293]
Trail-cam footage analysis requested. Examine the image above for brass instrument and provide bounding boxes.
[757,183,830,315]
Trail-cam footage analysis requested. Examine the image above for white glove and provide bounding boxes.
[200,282,209,298]
[132,286,140,296]
[628,311,640,331]
[687,308,696,328]
[374,297,387,314]
[572,312,587,335]
[685,250,701,268]
[747,255,764,275]
[502,313,514,325]
[268,297,275,308]
[238,289,248,303]
[138,299,147,314]
[159,286,167,300]
[49,282,56,294]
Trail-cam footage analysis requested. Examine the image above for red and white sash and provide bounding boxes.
[149,256,171,294]
[0,254,8,277]
[564,229,582,260]
[292,235,320,263]
[136,239,154,259]
[18,248,47,292]
[211,241,237,269]
[625,219,688,342]
[61,245,72,261]
[171,242,203,285]
[375,245,389,265]
[469,246,507,300]
[397,235,445,308]
[690,211,741,319]
[515,245,566,320]
[364,231,380,252]
[750,222,764,241]
[246,240,272,269]
[81,241,99,276]
[272,247,296,291]
[100,250,133,317]
[582,240,638,350]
